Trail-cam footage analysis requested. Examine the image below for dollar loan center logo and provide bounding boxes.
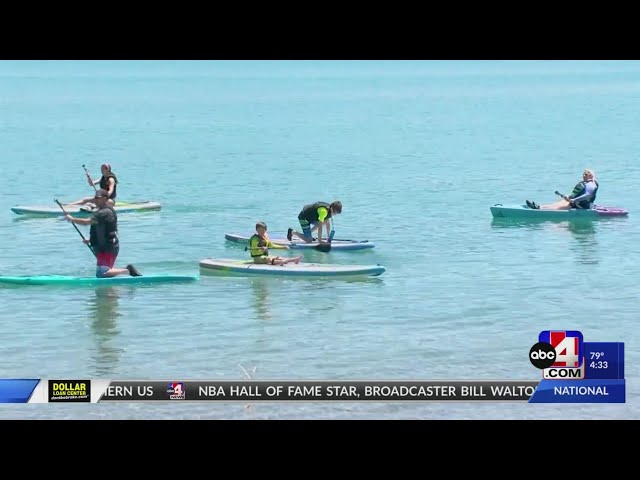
[529,330,585,379]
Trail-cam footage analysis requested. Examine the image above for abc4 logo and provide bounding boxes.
[529,342,558,369]
[529,335,585,379]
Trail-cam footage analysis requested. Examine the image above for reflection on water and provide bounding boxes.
[249,278,273,321]
[491,215,627,230]
[490,217,594,230]
[490,217,554,232]
[88,286,127,376]
[247,276,379,322]
[564,221,598,265]
[491,217,599,264]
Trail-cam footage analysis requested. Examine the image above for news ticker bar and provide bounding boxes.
[0,379,626,403]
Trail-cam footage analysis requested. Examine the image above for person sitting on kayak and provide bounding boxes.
[526,169,599,210]
[65,189,142,278]
[287,201,342,243]
[249,222,302,265]
[69,163,118,208]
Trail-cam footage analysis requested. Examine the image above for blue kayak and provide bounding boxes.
[490,204,628,220]
[0,274,198,286]
[224,233,375,251]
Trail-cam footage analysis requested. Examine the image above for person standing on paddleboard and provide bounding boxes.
[526,169,599,210]
[287,201,342,243]
[65,189,142,278]
[69,163,118,208]
[249,222,301,265]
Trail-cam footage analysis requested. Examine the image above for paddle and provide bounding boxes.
[294,223,334,252]
[55,199,96,257]
[305,236,366,243]
[555,191,577,206]
[310,242,332,253]
[286,228,333,252]
[311,218,336,252]
[245,242,331,254]
[83,164,97,193]
[245,236,332,253]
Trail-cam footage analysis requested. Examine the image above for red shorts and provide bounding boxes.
[96,251,117,268]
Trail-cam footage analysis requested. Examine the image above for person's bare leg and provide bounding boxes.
[540,200,572,210]
[100,267,130,277]
[291,231,313,242]
[271,256,302,265]
[67,196,94,206]
[526,199,572,210]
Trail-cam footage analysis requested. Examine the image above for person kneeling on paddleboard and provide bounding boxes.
[526,169,599,210]
[287,201,341,243]
[65,189,142,278]
[249,222,301,266]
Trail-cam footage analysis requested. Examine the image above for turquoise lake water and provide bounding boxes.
[0,60,638,419]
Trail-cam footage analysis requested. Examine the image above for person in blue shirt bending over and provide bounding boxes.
[526,169,598,210]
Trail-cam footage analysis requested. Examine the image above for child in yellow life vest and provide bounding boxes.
[248,222,302,265]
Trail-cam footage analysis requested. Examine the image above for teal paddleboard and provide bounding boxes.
[490,204,628,220]
[11,201,162,218]
[0,274,198,286]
